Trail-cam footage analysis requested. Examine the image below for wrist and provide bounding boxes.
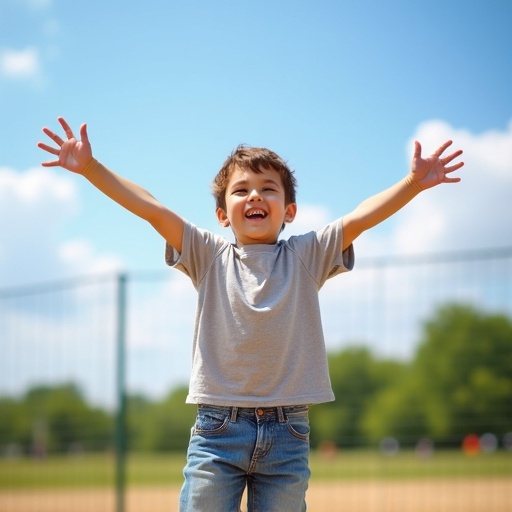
[404,174,423,193]
[81,158,97,178]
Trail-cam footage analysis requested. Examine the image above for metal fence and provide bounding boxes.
[1,246,511,512]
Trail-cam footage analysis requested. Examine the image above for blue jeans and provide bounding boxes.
[180,405,311,512]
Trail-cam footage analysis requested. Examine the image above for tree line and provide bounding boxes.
[1,303,511,455]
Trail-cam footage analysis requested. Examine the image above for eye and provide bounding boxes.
[262,187,277,192]
[232,188,247,195]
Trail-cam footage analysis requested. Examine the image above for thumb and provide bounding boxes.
[79,123,90,145]
[413,140,422,160]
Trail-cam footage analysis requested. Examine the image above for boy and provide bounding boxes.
[38,117,463,511]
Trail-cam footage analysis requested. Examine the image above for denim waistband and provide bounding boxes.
[197,404,309,423]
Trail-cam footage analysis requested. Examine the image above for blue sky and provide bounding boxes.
[1,0,511,285]
[1,1,511,401]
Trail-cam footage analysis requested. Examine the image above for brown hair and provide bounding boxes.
[212,144,297,210]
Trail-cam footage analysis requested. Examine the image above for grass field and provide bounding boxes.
[0,450,511,511]
[1,449,511,489]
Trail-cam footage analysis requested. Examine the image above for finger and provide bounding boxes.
[37,142,60,155]
[444,161,464,173]
[42,126,56,139]
[440,149,463,165]
[41,160,61,167]
[433,140,453,158]
[58,117,75,139]
[413,140,422,159]
[443,176,461,184]
[79,123,89,145]
[42,127,65,147]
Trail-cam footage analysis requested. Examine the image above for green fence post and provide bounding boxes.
[116,273,127,512]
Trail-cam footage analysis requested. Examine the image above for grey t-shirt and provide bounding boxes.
[165,218,354,407]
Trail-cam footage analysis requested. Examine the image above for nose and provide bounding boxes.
[248,188,262,201]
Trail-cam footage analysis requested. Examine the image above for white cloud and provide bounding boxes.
[0,165,193,401]
[317,119,512,358]
[0,47,41,80]
[58,240,122,274]
[2,121,510,402]
[191,121,512,376]
[285,203,331,236]
[0,166,126,404]
[282,120,511,255]
[0,166,122,287]
[367,119,512,255]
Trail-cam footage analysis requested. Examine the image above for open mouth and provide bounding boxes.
[245,209,267,220]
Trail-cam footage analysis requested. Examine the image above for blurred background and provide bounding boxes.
[1,0,511,511]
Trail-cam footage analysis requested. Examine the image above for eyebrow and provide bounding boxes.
[229,178,281,189]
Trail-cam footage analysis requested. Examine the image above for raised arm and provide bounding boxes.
[342,140,464,250]
[38,117,185,252]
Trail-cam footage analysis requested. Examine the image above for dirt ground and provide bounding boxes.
[0,478,511,512]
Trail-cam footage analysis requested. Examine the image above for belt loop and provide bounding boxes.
[230,406,238,423]
[277,406,285,423]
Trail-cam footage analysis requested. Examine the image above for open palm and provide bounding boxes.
[411,140,464,190]
[38,117,93,174]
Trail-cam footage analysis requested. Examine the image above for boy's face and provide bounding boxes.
[216,165,297,246]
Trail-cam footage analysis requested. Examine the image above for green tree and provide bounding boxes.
[310,347,405,448]
[414,303,512,443]
[23,383,112,453]
[127,386,196,452]
[0,397,32,450]
[151,387,197,452]
[363,304,512,446]
[126,393,155,451]
[361,372,429,445]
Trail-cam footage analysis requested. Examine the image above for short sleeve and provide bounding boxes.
[286,218,355,287]
[165,221,229,287]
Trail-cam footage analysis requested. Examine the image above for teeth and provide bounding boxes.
[247,209,266,217]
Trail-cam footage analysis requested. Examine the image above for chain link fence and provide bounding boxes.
[1,246,511,511]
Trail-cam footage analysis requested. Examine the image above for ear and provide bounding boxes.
[284,203,297,224]
[216,207,230,227]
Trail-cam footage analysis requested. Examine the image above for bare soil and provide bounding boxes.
[0,478,511,512]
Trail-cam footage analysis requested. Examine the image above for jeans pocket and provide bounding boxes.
[193,408,230,435]
[286,412,310,441]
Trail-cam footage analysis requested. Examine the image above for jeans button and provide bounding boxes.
[256,408,264,416]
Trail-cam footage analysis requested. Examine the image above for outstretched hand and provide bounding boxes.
[38,117,92,174]
[410,140,464,190]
